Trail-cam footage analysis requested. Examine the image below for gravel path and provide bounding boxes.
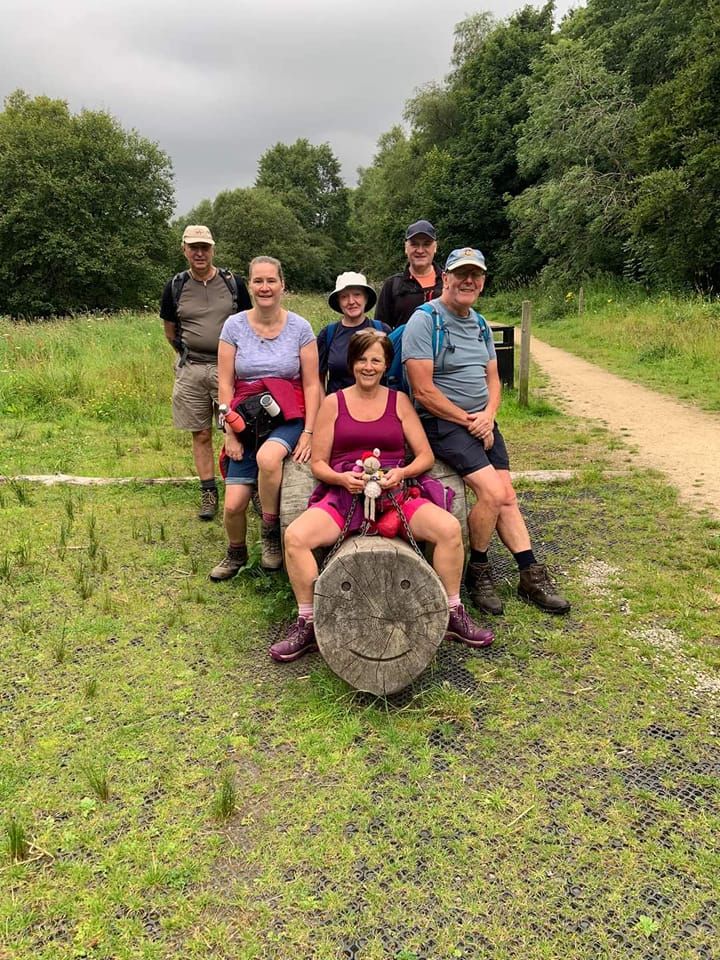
[529,335,720,517]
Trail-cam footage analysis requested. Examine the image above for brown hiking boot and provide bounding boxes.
[198,488,218,521]
[260,519,283,571]
[209,544,248,582]
[465,560,504,615]
[518,563,570,614]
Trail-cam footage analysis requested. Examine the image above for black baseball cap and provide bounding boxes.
[405,219,437,241]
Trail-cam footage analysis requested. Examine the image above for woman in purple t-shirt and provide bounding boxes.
[269,329,494,663]
[210,256,320,580]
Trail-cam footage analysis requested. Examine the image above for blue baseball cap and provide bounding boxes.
[405,219,437,240]
[444,247,487,272]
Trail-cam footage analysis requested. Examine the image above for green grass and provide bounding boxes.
[486,280,720,413]
[1,302,719,959]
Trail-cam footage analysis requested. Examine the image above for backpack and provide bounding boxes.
[386,302,492,393]
[319,318,385,387]
[171,268,240,314]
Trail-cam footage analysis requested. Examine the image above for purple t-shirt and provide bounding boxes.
[219,310,315,380]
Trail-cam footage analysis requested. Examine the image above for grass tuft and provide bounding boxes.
[6,816,29,862]
[212,768,237,820]
[74,561,94,600]
[9,479,32,505]
[81,763,111,802]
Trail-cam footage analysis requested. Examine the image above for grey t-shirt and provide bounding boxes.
[173,273,236,362]
[219,311,315,380]
[402,298,497,414]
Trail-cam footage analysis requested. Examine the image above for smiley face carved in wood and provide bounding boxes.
[314,539,448,696]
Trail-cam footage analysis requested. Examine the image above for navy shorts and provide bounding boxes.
[422,418,510,476]
[225,419,304,485]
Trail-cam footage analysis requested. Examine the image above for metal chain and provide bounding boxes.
[319,494,359,571]
[319,488,429,572]
[386,490,428,562]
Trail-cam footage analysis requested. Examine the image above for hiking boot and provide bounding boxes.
[518,563,571,614]
[198,488,218,521]
[209,544,248,582]
[446,603,494,649]
[465,560,504,615]
[261,519,283,570]
[269,618,318,662]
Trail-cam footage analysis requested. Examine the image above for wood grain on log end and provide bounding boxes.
[314,537,448,697]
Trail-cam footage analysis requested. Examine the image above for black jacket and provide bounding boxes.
[374,264,443,329]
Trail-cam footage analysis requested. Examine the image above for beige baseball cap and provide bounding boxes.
[182,224,215,245]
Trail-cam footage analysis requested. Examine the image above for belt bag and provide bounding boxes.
[233,392,286,449]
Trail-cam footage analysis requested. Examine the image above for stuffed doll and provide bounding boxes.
[356,449,384,522]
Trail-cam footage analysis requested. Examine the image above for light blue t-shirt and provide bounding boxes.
[219,310,315,381]
[402,298,497,414]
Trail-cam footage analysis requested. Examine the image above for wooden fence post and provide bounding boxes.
[578,286,585,315]
[518,300,532,408]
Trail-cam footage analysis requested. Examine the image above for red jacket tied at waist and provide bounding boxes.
[219,377,305,479]
[230,377,305,420]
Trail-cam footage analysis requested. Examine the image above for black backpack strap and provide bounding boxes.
[217,268,239,313]
[171,271,190,337]
[318,322,339,388]
[171,271,189,310]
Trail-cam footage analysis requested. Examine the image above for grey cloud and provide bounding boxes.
[1,0,578,213]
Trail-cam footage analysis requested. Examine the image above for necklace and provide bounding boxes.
[189,266,217,284]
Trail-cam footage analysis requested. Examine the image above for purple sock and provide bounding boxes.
[298,603,313,621]
[447,594,460,610]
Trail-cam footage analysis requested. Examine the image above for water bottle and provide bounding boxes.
[259,393,281,418]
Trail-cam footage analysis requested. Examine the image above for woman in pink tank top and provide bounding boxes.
[269,329,494,663]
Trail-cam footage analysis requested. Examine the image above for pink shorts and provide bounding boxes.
[310,492,433,534]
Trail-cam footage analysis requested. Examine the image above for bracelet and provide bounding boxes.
[302,429,313,435]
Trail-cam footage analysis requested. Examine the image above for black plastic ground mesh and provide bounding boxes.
[245,489,718,959]
[253,709,719,960]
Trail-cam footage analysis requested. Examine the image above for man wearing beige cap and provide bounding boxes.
[160,225,251,519]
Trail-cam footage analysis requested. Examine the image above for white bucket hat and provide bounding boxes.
[328,272,377,314]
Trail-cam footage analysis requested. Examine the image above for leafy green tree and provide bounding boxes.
[626,5,720,286]
[424,6,554,274]
[0,90,174,317]
[349,127,428,279]
[256,138,350,246]
[350,8,552,280]
[209,187,332,290]
[562,0,699,100]
[508,38,638,279]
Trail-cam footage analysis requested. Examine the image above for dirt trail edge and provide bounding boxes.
[527,334,720,518]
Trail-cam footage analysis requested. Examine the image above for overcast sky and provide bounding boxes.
[1,0,578,215]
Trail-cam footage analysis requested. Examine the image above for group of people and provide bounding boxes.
[160,220,570,664]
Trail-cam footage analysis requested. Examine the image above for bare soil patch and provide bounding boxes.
[529,335,720,517]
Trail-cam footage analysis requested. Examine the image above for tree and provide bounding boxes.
[255,138,350,246]
[626,5,720,286]
[209,187,333,290]
[349,127,427,279]
[508,38,638,279]
[0,91,175,317]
